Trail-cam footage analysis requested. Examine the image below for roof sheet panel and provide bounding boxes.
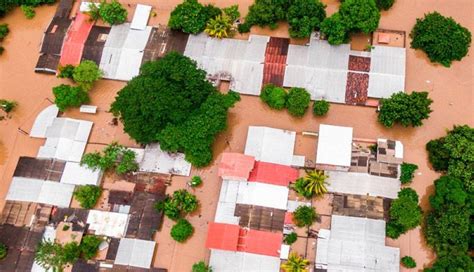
[248,161,298,186]
[130,4,152,30]
[206,222,240,251]
[316,124,353,167]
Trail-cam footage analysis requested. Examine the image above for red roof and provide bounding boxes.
[59,13,93,66]
[237,228,283,257]
[205,222,240,251]
[248,161,299,186]
[218,153,255,181]
[284,212,294,225]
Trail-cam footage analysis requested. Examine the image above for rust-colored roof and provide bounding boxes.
[284,212,294,225]
[59,12,94,66]
[378,33,391,44]
[237,228,283,257]
[218,153,255,180]
[262,37,289,87]
[345,72,369,105]
[248,161,298,186]
[205,222,240,251]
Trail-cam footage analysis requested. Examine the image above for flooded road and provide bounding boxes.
[0,0,473,271]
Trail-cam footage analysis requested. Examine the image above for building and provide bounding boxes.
[316,124,353,171]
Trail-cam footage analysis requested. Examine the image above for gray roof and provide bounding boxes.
[210,249,281,272]
[114,238,156,269]
[6,177,74,207]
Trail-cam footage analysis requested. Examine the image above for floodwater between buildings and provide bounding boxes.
[0,0,472,271]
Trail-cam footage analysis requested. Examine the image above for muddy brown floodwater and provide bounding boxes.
[0,0,473,271]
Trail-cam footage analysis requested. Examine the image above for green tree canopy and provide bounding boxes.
[80,235,102,260]
[293,205,318,227]
[425,252,474,272]
[312,100,330,116]
[99,0,128,25]
[400,256,416,269]
[339,0,380,33]
[281,253,309,272]
[72,60,103,91]
[0,24,9,40]
[171,219,194,242]
[192,261,212,272]
[204,14,234,39]
[287,0,326,38]
[243,0,288,30]
[376,0,395,10]
[52,84,90,112]
[410,12,471,67]
[386,188,422,239]
[429,175,468,210]
[81,142,138,174]
[399,162,418,184]
[58,64,75,79]
[286,87,310,117]
[168,0,219,34]
[320,12,349,45]
[378,91,433,128]
[1,0,55,18]
[155,189,199,220]
[21,5,35,19]
[74,185,102,209]
[35,240,81,271]
[260,84,287,110]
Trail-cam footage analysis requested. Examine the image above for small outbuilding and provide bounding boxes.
[316,124,353,171]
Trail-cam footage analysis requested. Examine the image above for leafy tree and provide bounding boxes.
[293,205,318,227]
[312,100,330,116]
[21,5,35,19]
[400,256,416,268]
[287,0,326,39]
[292,170,328,198]
[283,232,298,245]
[205,15,234,39]
[425,252,474,272]
[281,253,309,272]
[378,91,433,128]
[0,99,17,113]
[386,188,422,239]
[0,243,7,260]
[243,0,289,30]
[81,142,138,174]
[57,64,75,79]
[286,87,310,117]
[80,235,102,260]
[72,60,102,91]
[410,12,471,67]
[35,240,81,271]
[192,261,212,272]
[0,23,9,40]
[99,0,127,25]
[202,4,221,21]
[339,0,380,34]
[87,2,101,21]
[429,176,468,210]
[376,0,395,10]
[171,219,194,242]
[399,163,418,184]
[222,5,240,22]
[260,84,287,110]
[168,0,218,34]
[74,185,102,209]
[190,176,202,187]
[320,12,349,45]
[155,190,199,220]
[1,0,55,18]
[52,84,90,112]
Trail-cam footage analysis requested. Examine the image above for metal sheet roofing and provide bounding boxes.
[59,12,93,65]
[87,210,129,238]
[60,162,102,186]
[30,105,59,138]
[130,4,151,30]
[206,222,240,251]
[248,161,298,186]
[209,249,281,272]
[114,48,144,81]
[114,238,156,268]
[218,153,255,181]
[239,228,283,257]
[316,124,353,167]
[236,181,289,210]
[6,177,74,207]
[244,126,296,166]
[137,143,191,176]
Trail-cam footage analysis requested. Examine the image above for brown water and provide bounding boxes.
[0,0,473,271]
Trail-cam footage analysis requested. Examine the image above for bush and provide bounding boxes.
[0,99,17,113]
[320,13,349,45]
[58,64,75,79]
[237,22,251,33]
[35,240,81,271]
[400,256,416,268]
[192,261,212,272]
[80,235,102,260]
[286,87,310,117]
[0,243,7,260]
[72,60,102,91]
[312,100,330,116]
[260,84,287,110]
[81,142,138,174]
[171,219,194,242]
[155,190,199,220]
[376,0,395,10]
[399,163,418,184]
[0,24,9,40]
[222,4,240,22]
[204,15,234,39]
[287,0,326,39]
[283,232,298,245]
[190,176,202,187]
[244,0,288,30]
[52,84,90,112]
[1,0,55,18]
[21,5,35,19]
[378,91,433,128]
[74,185,102,209]
[386,188,422,239]
[292,170,328,198]
[293,205,318,227]
[168,0,218,34]
[410,12,471,67]
[99,0,127,25]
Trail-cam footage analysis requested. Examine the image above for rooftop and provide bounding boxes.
[316,124,353,168]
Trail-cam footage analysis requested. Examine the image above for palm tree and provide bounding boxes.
[204,15,234,39]
[303,170,328,197]
[281,253,309,272]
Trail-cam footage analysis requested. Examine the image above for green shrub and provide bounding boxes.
[171,219,194,242]
[376,0,395,10]
[204,14,234,39]
[283,232,298,245]
[287,0,326,39]
[21,5,35,19]
[80,235,102,260]
[0,243,7,260]
[72,60,102,91]
[35,240,81,271]
[57,64,75,79]
[320,13,349,45]
[260,84,287,110]
[400,256,416,268]
[399,163,418,184]
[244,0,288,30]
[155,190,199,220]
[293,205,318,227]
[286,87,310,117]
[386,188,422,238]
[378,91,432,128]
[99,0,127,25]
[410,12,471,67]
[0,24,9,40]
[52,84,90,112]
[168,0,219,34]
[0,46,4,55]
[190,176,203,187]
[222,5,240,22]
[237,22,251,33]
[192,261,212,272]
[74,185,102,209]
[312,100,330,116]
[0,99,17,113]
[81,142,138,174]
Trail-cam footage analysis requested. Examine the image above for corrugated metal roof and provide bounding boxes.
[60,161,102,186]
[137,143,191,176]
[59,13,94,65]
[248,161,298,186]
[30,105,59,138]
[316,124,353,167]
[209,249,281,272]
[206,222,240,251]
[6,177,74,207]
[218,153,255,181]
[130,4,151,30]
[114,238,156,269]
[238,228,283,257]
[87,210,129,238]
[236,181,289,210]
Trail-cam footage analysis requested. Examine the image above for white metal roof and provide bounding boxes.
[244,126,296,166]
[114,48,144,81]
[367,46,406,98]
[326,171,401,199]
[30,105,59,138]
[316,124,353,167]
[210,249,281,272]
[87,210,129,238]
[236,181,288,210]
[123,27,152,50]
[214,179,242,224]
[6,177,74,207]
[130,4,152,30]
[115,238,155,268]
[104,24,130,48]
[137,143,191,176]
[60,162,102,186]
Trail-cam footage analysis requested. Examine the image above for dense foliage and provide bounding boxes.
[410,12,471,67]
[283,232,298,245]
[0,24,9,40]
[192,261,212,272]
[190,176,203,187]
[72,60,103,91]
[222,5,240,22]
[0,0,55,18]
[386,188,422,239]
[312,100,330,116]
[0,243,7,260]
[292,170,328,198]
[260,84,287,110]
[293,205,318,227]
[171,219,194,242]
[155,189,199,221]
[378,91,433,128]
[241,0,288,31]
[81,142,139,174]
[58,64,75,79]
[74,185,102,209]
[35,240,81,271]
[168,0,219,34]
[320,13,349,45]
[21,5,35,19]
[0,99,17,113]
[286,87,311,117]
[400,256,416,268]
[80,235,102,260]
[204,14,234,39]
[281,253,309,272]
[287,0,326,38]
[52,84,90,112]
[399,162,418,184]
[98,0,127,25]
[376,0,395,10]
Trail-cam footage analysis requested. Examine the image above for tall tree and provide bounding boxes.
[378,91,433,128]
[287,0,326,38]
